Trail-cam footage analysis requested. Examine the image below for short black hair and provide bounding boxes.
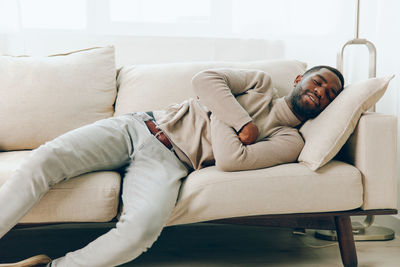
[303,65,344,89]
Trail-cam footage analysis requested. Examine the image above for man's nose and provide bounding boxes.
[314,86,325,98]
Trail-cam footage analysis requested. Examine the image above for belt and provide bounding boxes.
[144,119,173,150]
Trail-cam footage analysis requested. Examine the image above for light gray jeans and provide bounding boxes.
[0,113,189,266]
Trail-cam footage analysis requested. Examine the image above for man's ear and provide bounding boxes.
[294,75,303,86]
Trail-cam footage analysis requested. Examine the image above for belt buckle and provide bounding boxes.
[135,112,153,122]
[139,113,174,152]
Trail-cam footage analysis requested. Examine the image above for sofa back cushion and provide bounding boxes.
[114,60,306,116]
[0,46,117,151]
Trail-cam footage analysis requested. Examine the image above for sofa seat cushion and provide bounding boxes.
[0,151,121,223]
[167,160,363,226]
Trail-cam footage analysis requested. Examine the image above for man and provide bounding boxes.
[0,65,343,267]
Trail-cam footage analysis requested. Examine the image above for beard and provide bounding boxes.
[290,84,320,119]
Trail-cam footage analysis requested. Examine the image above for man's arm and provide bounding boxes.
[238,121,259,145]
[192,68,272,133]
[211,116,304,172]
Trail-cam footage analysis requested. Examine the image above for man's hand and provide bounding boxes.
[238,122,259,145]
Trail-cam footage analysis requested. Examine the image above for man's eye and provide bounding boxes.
[328,91,335,101]
[313,79,321,86]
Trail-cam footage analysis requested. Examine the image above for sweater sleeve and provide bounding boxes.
[210,116,304,172]
[192,68,272,132]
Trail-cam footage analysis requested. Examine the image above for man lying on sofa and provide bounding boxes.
[0,65,343,267]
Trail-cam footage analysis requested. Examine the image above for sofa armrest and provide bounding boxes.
[340,112,397,210]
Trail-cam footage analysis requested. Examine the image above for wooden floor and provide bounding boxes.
[1,222,400,266]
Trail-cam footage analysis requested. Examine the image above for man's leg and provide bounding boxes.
[0,114,146,238]
[51,131,188,266]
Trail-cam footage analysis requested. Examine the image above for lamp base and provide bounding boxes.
[315,226,395,241]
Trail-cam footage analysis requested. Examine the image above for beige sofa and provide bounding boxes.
[0,46,397,267]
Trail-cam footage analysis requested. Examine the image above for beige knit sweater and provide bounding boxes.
[155,69,304,171]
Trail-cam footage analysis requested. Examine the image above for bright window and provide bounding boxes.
[232,0,346,37]
[0,0,353,38]
[20,0,87,29]
[110,0,210,24]
[0,0,19,32]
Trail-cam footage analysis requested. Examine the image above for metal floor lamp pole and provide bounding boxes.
[315,0,395,241]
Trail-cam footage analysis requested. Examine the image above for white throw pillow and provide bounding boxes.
[298,75,394,171]
[0,46,117,150]
[115,60,306,116]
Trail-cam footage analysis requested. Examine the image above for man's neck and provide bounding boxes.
[284,96,307,122]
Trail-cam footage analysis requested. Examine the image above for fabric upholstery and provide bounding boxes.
[0,150,364,224]
[114,60,306,116]
[339,113,398,210]
[0,46,117,150]
[166,160,363,226]
[298,76,394,171]
[0,151,121,223]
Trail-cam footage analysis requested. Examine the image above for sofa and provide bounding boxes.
[0,46,397,267]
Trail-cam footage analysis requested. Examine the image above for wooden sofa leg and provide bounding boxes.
[334,215,358,267]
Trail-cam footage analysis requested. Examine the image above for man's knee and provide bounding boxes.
[117,210,166,250]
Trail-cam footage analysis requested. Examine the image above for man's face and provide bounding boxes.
[290,68,342,119]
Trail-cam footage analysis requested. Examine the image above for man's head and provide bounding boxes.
[287,65,344,121]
